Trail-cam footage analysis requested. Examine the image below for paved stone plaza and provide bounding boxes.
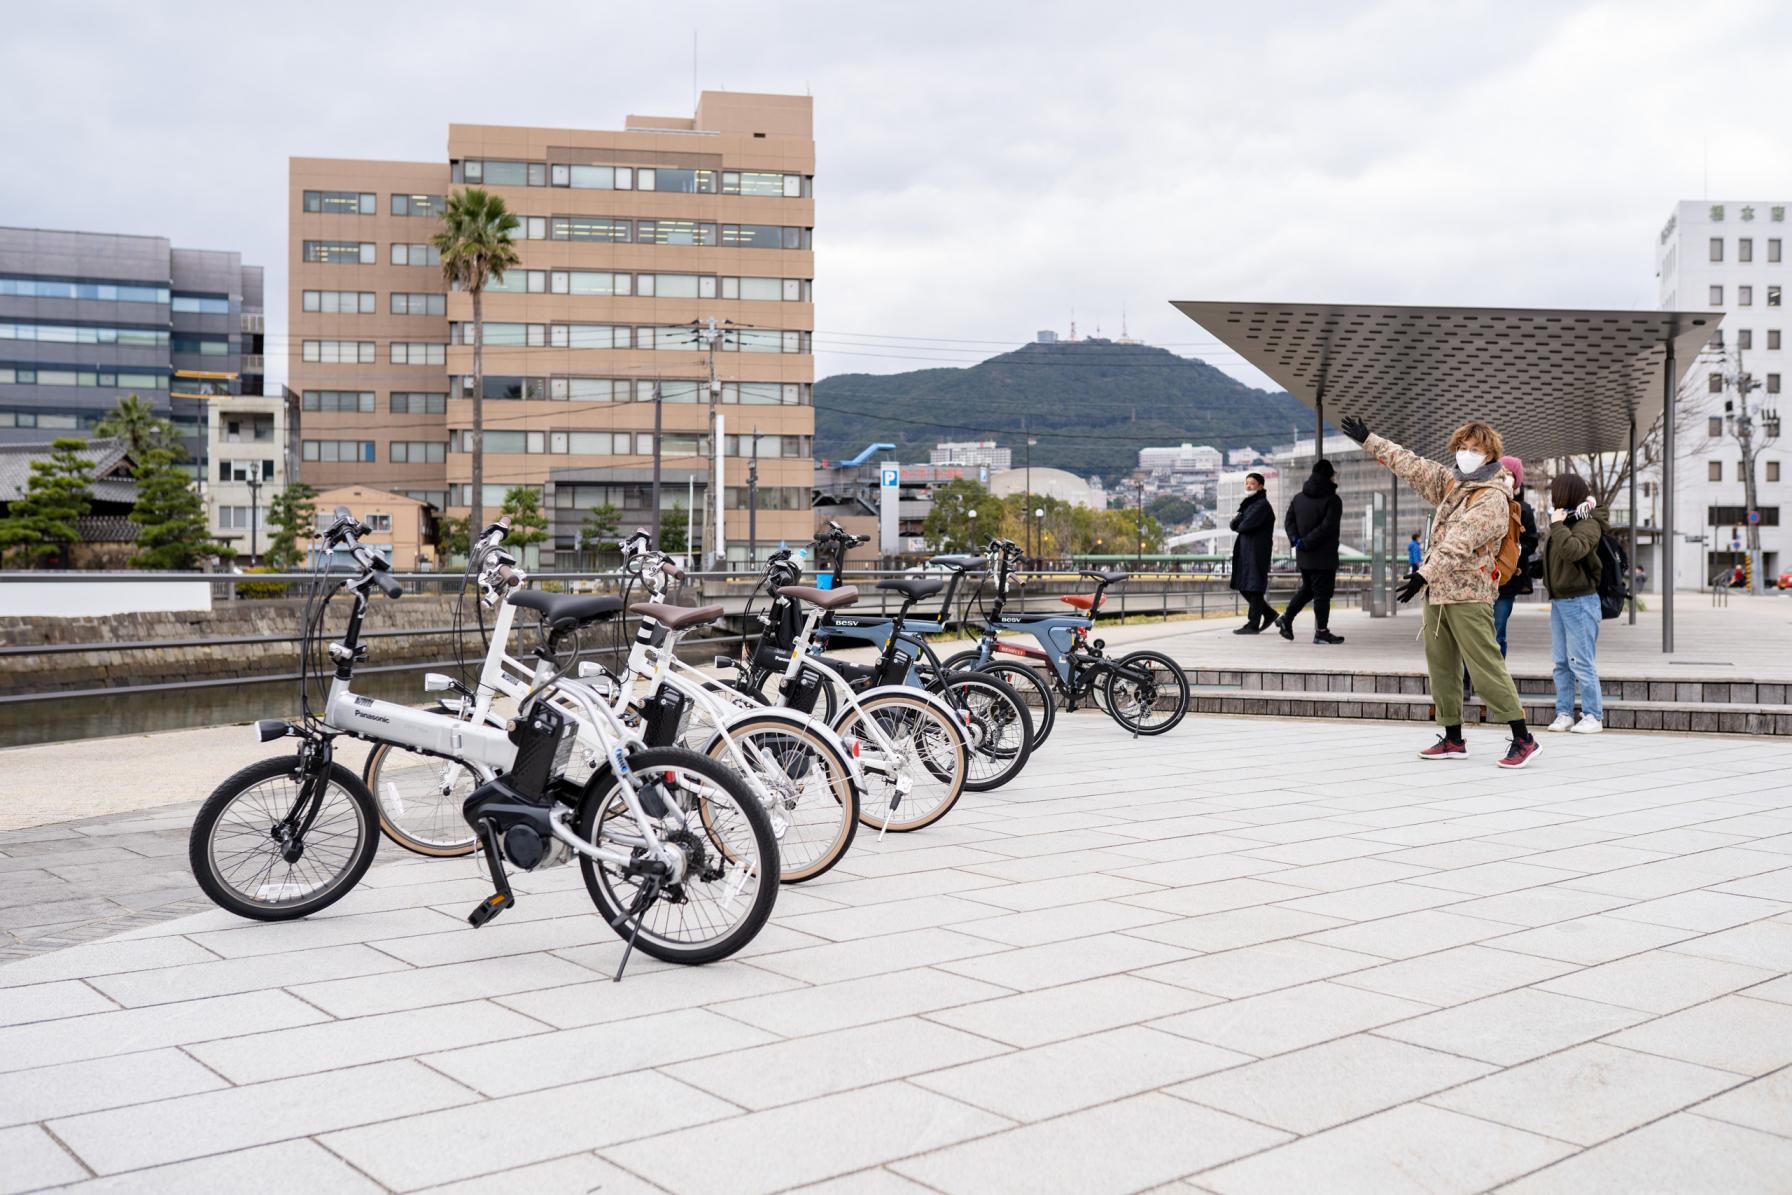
[2,711,1791,1193]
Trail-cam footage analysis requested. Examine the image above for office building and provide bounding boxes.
[1274,433,1436,555]
[0,226,264,466]
[1138,442,1221,473]
[289,91,816,565]
[1654,199,1788,587]
[930,439,1012,470]
[205,395,290,560]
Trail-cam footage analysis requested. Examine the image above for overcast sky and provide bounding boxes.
[3,0,1789,391]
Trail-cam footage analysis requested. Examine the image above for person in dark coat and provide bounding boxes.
[1228,472,1278,633]
[1276,459,1345,644]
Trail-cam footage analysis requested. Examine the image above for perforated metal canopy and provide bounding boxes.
[1171,301,1723,460]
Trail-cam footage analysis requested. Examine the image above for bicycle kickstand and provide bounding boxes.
[608,876,662,983]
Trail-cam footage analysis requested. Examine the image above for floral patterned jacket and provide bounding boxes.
[1365,433,1512,605]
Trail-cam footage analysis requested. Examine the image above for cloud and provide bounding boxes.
[2,0,1788,392]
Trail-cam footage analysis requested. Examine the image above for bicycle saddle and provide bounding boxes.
[629,601,723,630]
[927,555,985,572]
[1080,569,1130,584]
[777,584,859,610]
[876,577,944,601]
[507,589,622,632]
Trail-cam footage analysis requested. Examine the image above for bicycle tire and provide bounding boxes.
[975,659,1058,748]
[364,741,480,857]
[1102,649,1190,736]
[706,713,858,883]
[834,692,967,833]
[575,747,778,965]
[933,670,1033,791]
[189,754,380,921]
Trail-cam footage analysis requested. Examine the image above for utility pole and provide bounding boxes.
[691,317,727,571]
[1724,348,1782,595]
[747,427,760,570]
[1023,415,1032,560]
[1134,481,1145,568]
[246,474,262,565]
[649,379,663,549]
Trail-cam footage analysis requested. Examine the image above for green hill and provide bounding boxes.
[813,339,1312,481]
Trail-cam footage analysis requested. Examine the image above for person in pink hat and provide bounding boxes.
[1493,455,1539,657]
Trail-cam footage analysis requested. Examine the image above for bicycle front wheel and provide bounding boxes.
[835,692,967,833]
[364,742,480,857]
[576,747,778,966]
[1103,649,1190,735]
[706,714,858,883]
[189,755,379,921]
[934,670,1033,792]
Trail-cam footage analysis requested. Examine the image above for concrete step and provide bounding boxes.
[1188,667,1791,708]
[1189,685,1792,736]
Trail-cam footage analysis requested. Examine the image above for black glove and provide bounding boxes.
[1341,415,1371,445]
[1397,571,1426,603]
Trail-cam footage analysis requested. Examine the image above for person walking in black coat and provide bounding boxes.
[1228,472,1278,633]
[1276,459,1345,644]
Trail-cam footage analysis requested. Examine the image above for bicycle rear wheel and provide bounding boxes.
[576,747,778,965]
[934,670,1033,791]
[1102,649,1190,735]
[364,742,480,857]
[976,660,1057,748]
[835,692,966,833]
[189,755,379,921]
[706,714,858,883]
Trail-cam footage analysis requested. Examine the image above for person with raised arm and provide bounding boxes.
[1341,414,1538,769]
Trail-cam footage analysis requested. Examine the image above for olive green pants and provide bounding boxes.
[1425,600,1524,726]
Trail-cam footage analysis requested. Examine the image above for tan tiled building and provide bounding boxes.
[289,91,815,566]
[314,485,436,571]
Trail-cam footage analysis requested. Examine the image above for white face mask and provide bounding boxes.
[1455,449,1487,473]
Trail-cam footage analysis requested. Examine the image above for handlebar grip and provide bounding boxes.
[660,560,686,580]
[334,505,353,521]
[374,571,403,599]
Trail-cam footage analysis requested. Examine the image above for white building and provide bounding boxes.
[988,466,1107,510]
[1654,199,1788,589]
[1139,443,1222,472]
[206,395,289,560]
[930,439,1013,470]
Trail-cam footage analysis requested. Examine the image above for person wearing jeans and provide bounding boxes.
[1493,455,1539,657]
[1540,471,1608,734]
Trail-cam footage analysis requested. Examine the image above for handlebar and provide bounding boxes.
[323,513,403,600]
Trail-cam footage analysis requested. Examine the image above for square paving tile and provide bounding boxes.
[1501,1113,1792,1193]
[1374,987,1649,1065]
[1603,995,1792,1075]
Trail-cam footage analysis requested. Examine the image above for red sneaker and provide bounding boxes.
[1498,736,1541,769]
[1417,736,1468,761]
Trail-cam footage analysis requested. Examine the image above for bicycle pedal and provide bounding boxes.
[467,892,512,928]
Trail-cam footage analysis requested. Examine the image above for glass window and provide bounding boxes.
[302,290,376,314]
[302,340,376,364]
[390,292,447,316]
[551,216,632,242]
[303,241,375,265]
[1709,460,1722,481]
[1710,285,1724,306]
[650,274,701,299]
[1770,239,1783,264]
[1740,238,1754,263]
[732,329,784,353]
[1766,461,1780,483]
[391,342,447,364]
[1769,286,1783,308]
[643,168,716,194]
[738,276,781,301]
[304,191,376,215]
[459,375,546,401]
[1741,286,1754,306]
[172,333,229,356]
[389,392,447,414]
[724,224,783,250]
[1710,238,1724,262]
[1770,330,1782,350]
[391,243,443,267]
[301,390,374,413]
[1739,330,1753,350]
[1769,373,1782,395]
[1709,372,1724,393]
[171,294,230,315]
[636,220,715,246]
[302,440,375,462]
[722,171,788,197]
[390,441,447,463]
[1709,415,1723,437]
[568,165,615,189]
[391,193,445,218]
[0,275,169,303]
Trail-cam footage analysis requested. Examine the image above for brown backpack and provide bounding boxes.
[1442,481,1524,586]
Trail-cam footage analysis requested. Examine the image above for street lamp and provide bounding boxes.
[246,474,262,566]
[1033,507,1044,561]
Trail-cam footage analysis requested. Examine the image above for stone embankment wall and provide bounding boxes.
[1,597,478,696]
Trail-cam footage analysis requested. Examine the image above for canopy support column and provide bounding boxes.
[1315,392,1325,458]
[1662,340,1676,653]
[1390,471,1400,616]
[1628,414,1638,626]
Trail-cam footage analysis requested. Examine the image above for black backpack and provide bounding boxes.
[1594,533,1629,620]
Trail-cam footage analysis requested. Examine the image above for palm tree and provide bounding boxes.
[434,187,521,535]
[95,394,177,460]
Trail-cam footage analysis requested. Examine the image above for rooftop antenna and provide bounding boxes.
[1069,307,1077,341]
[1121,301,1128,340]
[692,30,698,112]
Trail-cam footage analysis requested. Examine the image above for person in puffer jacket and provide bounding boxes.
[1341,415,1538,770]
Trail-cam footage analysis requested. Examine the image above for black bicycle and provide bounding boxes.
[942,537,1189,738]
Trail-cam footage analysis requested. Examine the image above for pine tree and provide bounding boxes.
[129,448,227,570]
[263,482,318,570]
[659,503,689,555]
[0,438,94,567]
[578,502,622,566]
[499,486,549,549]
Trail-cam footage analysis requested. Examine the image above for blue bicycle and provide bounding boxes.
[942,538,1189,739]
